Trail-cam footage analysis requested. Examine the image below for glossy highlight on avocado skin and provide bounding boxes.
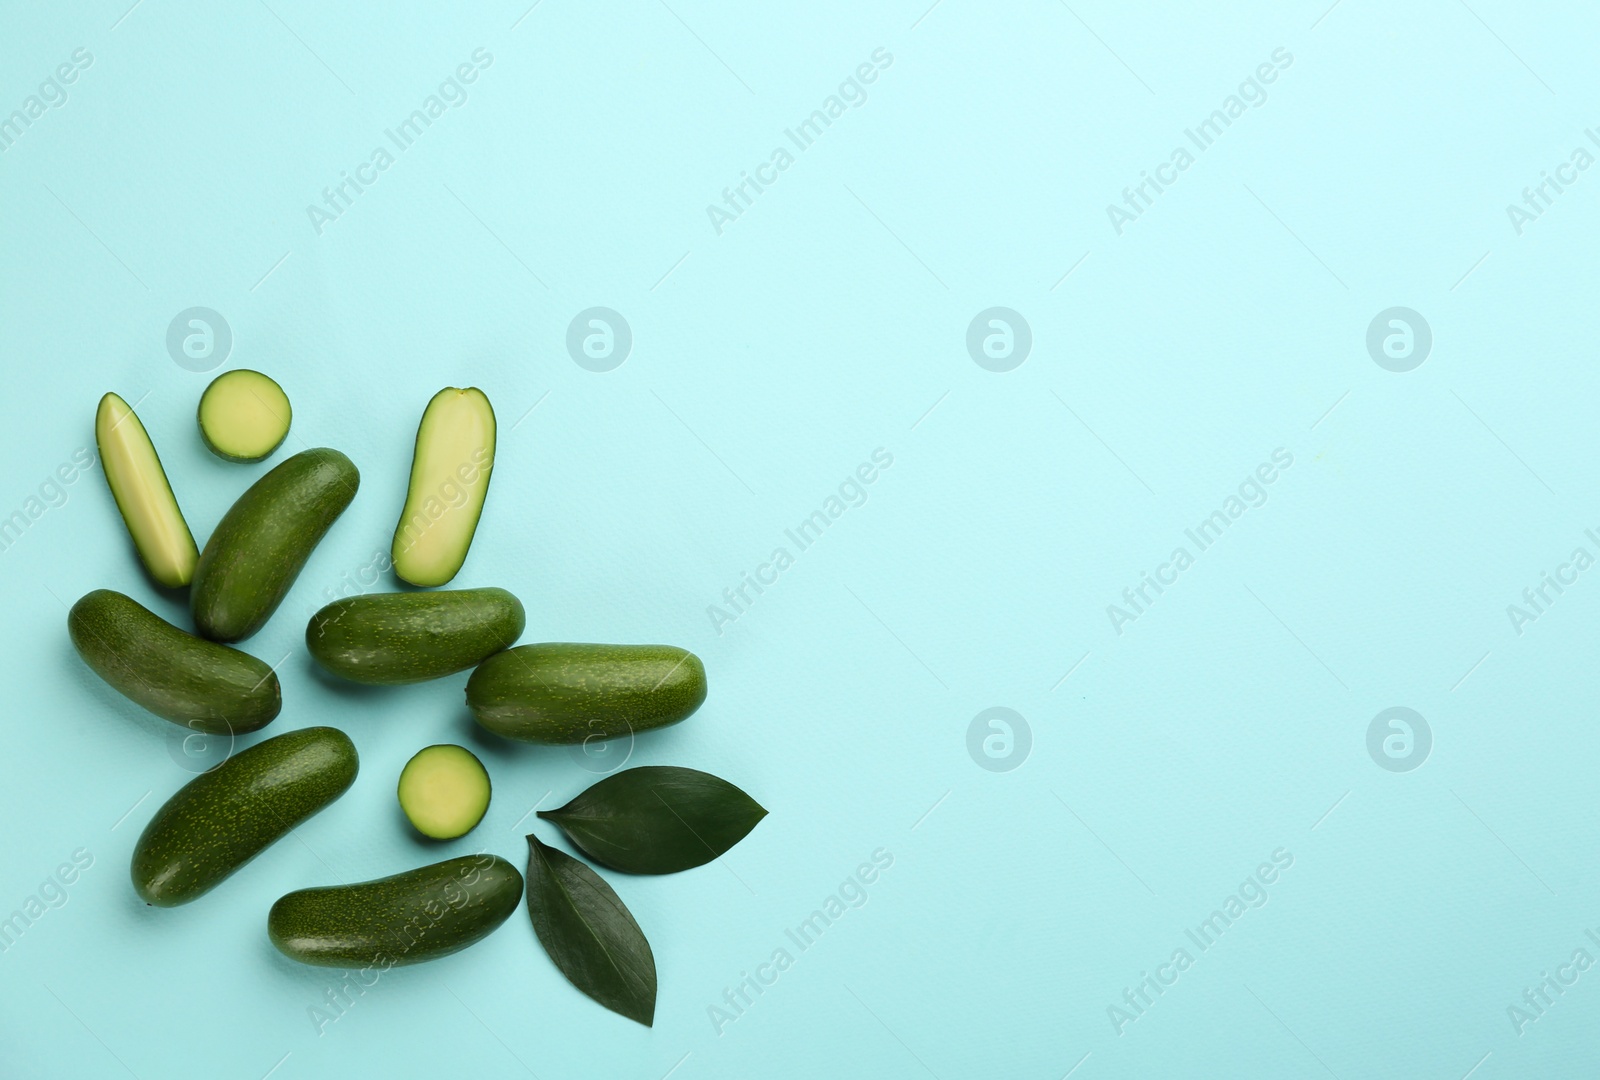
[131,727,358,907]
[268,854,523,968]
[306,587,524,685]
[68,588,281,734]
[191,447,359,642]
[466,643,707,744]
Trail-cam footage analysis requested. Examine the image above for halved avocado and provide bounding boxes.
[96,392,199,588]
[390,387,496,587]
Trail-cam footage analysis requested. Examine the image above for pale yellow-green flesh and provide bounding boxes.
[397,745,491,839]
[96,393,198,588]
[391,388,495,587]
[198,370,291,461]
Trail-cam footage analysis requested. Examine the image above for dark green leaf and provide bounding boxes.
[525,833,656,1026]
[539,766,767,875]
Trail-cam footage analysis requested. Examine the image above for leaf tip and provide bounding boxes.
[628,996,657,1027]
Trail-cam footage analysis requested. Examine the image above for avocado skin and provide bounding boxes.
[131,726,358,907]
[466,643,707,745]
[69,589,281,734]
[191,448,359,643]
[268,854,523,967]
[307,588,524,685]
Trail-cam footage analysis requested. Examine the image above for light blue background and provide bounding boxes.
[3,1,1598,1076]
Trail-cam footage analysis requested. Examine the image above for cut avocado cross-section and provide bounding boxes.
[96,392,200,588]
[398,744,491,839]
[198,369,292,463]
[391,387,496,587]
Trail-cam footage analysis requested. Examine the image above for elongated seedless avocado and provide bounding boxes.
[68,589,280,734]
[390,387,496,587]
[95,392,199,588]
[466,643,707,744]
[131,726,357,906]
[306,587,524,685]
[269,854,523,967]
[191,448,359,642]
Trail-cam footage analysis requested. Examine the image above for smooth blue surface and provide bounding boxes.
[3,2,1599,1077]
